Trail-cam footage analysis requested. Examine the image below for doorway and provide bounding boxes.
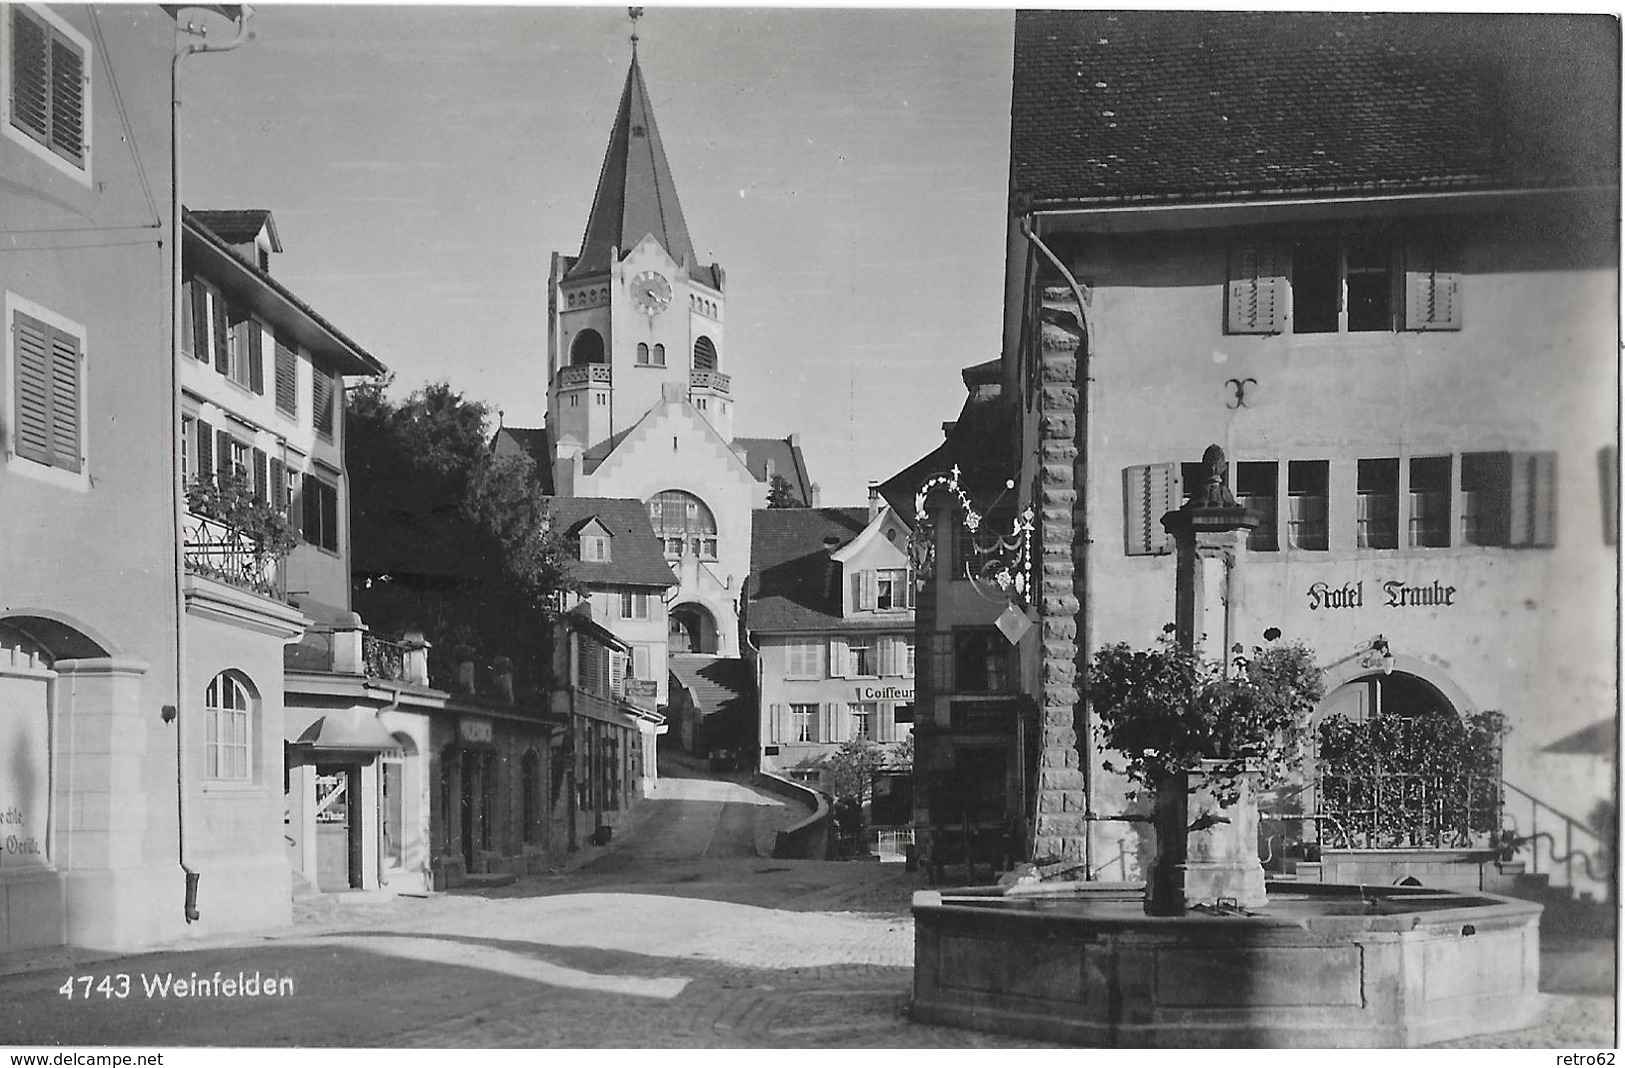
[314,764,360,891]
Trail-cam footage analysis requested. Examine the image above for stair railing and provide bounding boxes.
[1501,780,1608,894]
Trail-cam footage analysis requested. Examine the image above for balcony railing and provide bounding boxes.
[1313,770,1502,850]
[183,512,285,600]
[362,633,409,682]
[556,364,612,389]
[689,369,731,394]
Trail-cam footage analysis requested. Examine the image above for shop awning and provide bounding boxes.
[290,710,403,755]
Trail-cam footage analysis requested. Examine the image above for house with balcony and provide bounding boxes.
[745,492,916,820]
[887,12,1618,905]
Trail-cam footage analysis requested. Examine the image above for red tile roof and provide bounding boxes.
[1012,11,1620,209]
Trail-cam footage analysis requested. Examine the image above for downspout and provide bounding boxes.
[171,4,253,925]
[1017,215,1094,878]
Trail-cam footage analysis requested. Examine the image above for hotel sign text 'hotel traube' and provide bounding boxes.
[1307,579,1459,611]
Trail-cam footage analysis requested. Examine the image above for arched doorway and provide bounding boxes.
[668,603,718,654]
[570,328,606,365]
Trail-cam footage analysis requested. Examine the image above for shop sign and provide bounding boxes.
[460,717,493,744]
[1307,579,1459,611]
[856,685,914,701]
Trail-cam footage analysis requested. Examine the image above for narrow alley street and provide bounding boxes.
[0,755,1612,1049]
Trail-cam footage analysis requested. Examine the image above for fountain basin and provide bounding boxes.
[911,880,1541,1047]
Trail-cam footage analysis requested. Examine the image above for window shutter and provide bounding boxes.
[195,419,214,482]
[190,283,211,362]
[252,448,268,502]
[828,638,847,678]
[829,704,847,743]
[1404,240,1463,331]
[1226,244,1286,334]
[610,651,625,694]
[313,369,335,440]
[850,572,862,613]
[215,429,231,482]
[269,457,287,510]
[1123,463,1178,556]
[878,638,895,677]
[274,339,298,415]
[862,570,878,610]
[12,313,53,466]
[10,10,49,144]
[878,703,894,743]
[180,280,196,357]
[48,33,84,164]
[247,322,264,394]
[1509,451,1558,548]
[768,702,784,744]
[211,293,229,374]
[302,472,319,538]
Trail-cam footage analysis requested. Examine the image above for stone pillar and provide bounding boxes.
[1157,444,1265,910]
[1031,284,1088,864]
[330,612,366,675]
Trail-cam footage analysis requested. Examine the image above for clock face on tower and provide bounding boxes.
[631,270,672,316]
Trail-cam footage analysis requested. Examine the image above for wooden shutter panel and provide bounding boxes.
[211,292,229,374]
[195,419,214,483]
[215,429,231,481]
[10,10,49,143]
[1508,451,1558,548]
[829,703,847,743]
[1404,240,1463,331]
[246,321,264,394]
[301,472,319,537]
[269,457,287,510]
[768,702,784,744]
[274,339,298,415]
[828,638,847,678]
[1123,463,1178,555]
[180,279,196,357]
[252,448,268,502]
[49,33,84,164]
[862,570,878,610]
[12,313,52,466]
[313,370,335,439]
[190,283,211,363]
[1226,243,1286,334]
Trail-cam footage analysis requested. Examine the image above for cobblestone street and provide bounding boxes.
[0,761,1614,1049]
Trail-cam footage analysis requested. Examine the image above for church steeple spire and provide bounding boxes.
[565,41,698,283]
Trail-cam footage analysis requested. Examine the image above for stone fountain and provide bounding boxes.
[909,446,1542,1047]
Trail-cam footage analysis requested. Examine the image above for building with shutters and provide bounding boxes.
[886,11,1618,894]
[746,496,916,803]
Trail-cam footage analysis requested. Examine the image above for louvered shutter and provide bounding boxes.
[10,10,49,145]
[609,651,625,695]
[850,572,863,612]
[12,313,52,465]
[302,472,319,537]
[246,321,264,394]
[860,570,877,610]
[211,292,229,374]
[195,419,213,483]
[252,448,268,502]
[269,457,287,510]
[830,703,848,743]
[1124,463,1179,555]
[1404,240,1463,331]
[189,282,210,362]
[214,430,231,481]
[1226,244,1287,334]
[828,638,847,678]
[46,326,79,473]
[48,32,83,165]
[1508,451,1558,548]
[313,369,335,439]
[180,279,196,357]
[274,339,298,415]
[768,702,784,744]
[878,637,895,677]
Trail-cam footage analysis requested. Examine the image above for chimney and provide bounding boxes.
[453,645,477,695]
[868,480,882,521]
[808,481,822,508]
[492,656,515,705]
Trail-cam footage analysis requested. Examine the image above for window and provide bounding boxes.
[849,702,876,741]
[849,638,879,677]
[1123,463,1179,556]
[647,489,717,559]
[1235,461,1278,552]
[1356,458,1399,549]
[785,640,823,678]
[182,278,209,362]
[1227,237,1458,335]
[632,644,651,681]
[1286,460,1328,551]
[312,368,336,442]
[693,335,717,371]
[620,590,649,619]
[652,343,665,367]
[903,638,915,677]
[894,703,915,725]
[204,672,252,781]
[636,342,650,365]
[1460,451,1557,548]
[791,703,818,743]
[876,569,912,610]
[954,628,1013,693]
[580,534,611,562]
[274,337,298,417]
[8,302,82,476]
[226,306,264,393]
[1408,456,1451,548]
[6,4,89,179]
[570,329,605,365]
[301,470,339,552]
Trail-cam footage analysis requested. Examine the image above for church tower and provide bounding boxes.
[546,50,734,464]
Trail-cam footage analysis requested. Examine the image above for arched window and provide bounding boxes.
[693,335,717,371]
[570,329,606,366]
[636,342,650,365]
[652,343,665,366]
[204,671,254,781]
[647,489,718,559]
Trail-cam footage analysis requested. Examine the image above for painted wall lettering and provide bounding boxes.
[1384,579,1458,608]
[1307,581,1363,610]
[1308,578,1459,610]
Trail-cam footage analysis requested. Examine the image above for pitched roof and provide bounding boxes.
[567,54,717,288]
[189,208,281,250]
[1012,11,1620,209]
[747,507,906,635]
[491,426,554,494]
[668,653,755,745]
[545,496,676,589]
[735,436,815,503]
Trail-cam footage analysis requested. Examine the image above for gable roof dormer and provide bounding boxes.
[566,54,719,288]
[189,209,281,273]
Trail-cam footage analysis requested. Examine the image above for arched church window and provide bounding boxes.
[571,329,606,366]
[637,343,650,366]
[693,335,717,371]
[647,489,718,560]
[653,344,665,366]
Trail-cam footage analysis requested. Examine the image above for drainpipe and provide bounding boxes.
[1017,214,1094,878]
[170,4,253,925]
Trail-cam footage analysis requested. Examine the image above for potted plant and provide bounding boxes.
[1089,626,1323,914]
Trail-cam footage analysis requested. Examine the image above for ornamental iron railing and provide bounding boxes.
[362,634,408,682]
[1314,770,1502,850]
[183,512,284,600]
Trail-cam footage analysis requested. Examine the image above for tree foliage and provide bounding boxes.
[347,379,578,691]
[766,474,805,508]
[1089,627,1324,803]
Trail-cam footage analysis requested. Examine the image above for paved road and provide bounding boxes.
[0,758,1613,1049]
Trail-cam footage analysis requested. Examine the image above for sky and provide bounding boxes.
[179,5,1016,506]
